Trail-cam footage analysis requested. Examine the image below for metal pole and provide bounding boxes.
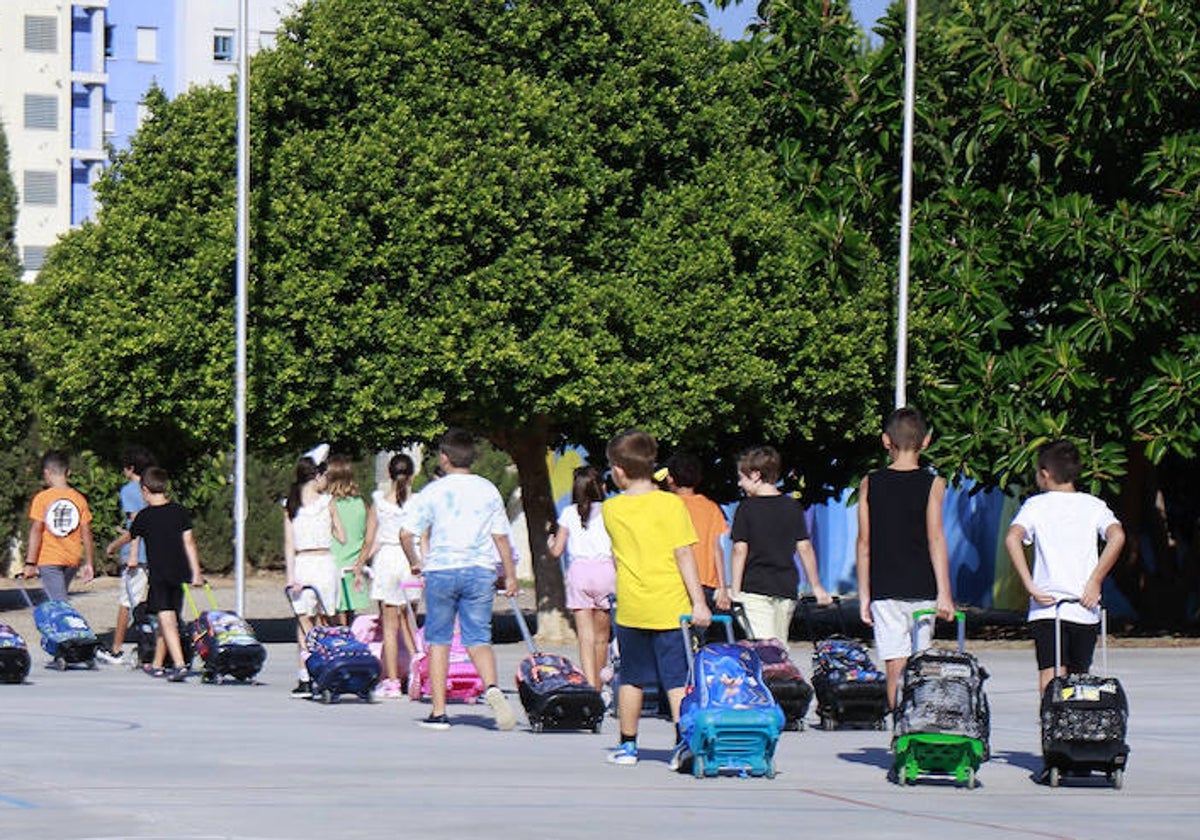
[895,0,918,410]
[234,0,250,615]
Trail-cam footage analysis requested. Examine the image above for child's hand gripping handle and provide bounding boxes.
[911,607,966,654]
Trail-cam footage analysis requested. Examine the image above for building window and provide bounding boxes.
[136,27,157,63]
[213,31,234,62]
[104,101,115,137]
[136,103,150,130]
[105,25,114,59]
[24,171,58,206]
[25,15,58,52]
[24,94,58,131]
[23,246,50,272]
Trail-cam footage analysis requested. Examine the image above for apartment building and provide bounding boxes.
[1,1,294,281]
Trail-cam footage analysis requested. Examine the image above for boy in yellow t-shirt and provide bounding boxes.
[603,429,710,769]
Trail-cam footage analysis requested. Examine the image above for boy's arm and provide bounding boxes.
[79,520,95,583]
[492,533,518,597]
[855,476,872,625]
[23,521,44,576]
[182,530,204,585]
[106,528,132,558]
[712,539,731,610]
[796,539,831,604]
[729,541,748,598]
[674,544,711,627]
[926,477,953,620]
[1004,524,1054,606]
[1082,522,1125,609]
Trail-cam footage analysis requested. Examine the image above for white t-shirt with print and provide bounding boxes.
[404,473,508,572]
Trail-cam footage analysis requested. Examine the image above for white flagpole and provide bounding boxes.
[895,0,918,410]
[234,0,250,615]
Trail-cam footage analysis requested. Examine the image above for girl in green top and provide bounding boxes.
[327,454,370,622]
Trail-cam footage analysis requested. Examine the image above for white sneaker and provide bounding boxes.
[95,647,125,666]
[483,685,517,731]
[607,742,639,766]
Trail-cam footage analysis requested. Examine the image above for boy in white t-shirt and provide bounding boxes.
[1005,440,1125,693]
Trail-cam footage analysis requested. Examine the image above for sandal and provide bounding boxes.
[143,664,167,678]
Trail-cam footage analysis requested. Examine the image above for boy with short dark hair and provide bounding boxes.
[1005,439,1125,693]
[730,445,830,642]
[662,452,731,613]
[603,429,711,768]
[400,427,517,731]
[98,446,157,664]
[23,450,95,600]
[111,467,204,681]
[856,407,954,709]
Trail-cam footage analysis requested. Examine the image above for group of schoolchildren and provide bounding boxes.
[18,407,1125,771]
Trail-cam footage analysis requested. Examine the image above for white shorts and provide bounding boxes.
[870,598,936,661]
[369,544,416,607]
[290,553,338,617]
[119,567,149,609]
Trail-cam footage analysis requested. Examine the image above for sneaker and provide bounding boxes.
[607,741,639,766]
[375,678,404,700]
[483,685,517,731]
[668,741,694,773]
[95,647,125,665]
[290,680,312,699]
[167,666,188,682]
[419,713,451,731]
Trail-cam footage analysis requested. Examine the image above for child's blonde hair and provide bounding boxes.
[325,454,359,499]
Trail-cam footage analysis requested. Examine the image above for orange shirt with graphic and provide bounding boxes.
[28,486,93,567]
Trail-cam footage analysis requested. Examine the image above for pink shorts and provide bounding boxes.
[566,558,616,611]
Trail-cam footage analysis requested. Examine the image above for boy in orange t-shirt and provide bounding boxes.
[23,450,95,601]
[661,452,731,613]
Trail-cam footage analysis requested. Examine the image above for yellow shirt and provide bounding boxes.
[603,490,698,630]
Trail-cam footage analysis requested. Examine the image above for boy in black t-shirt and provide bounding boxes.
[855,407,955,709]
[730,446,830,642]
[110,467,203,681]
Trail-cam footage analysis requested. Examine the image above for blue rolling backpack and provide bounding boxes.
[289,586,380,703]
[19,580,99,670]
[678,615,784,778]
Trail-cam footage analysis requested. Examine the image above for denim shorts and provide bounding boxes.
[422,566,496,648]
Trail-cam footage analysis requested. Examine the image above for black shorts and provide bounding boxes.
[147,580,185,616]
[1030,618,1099,672]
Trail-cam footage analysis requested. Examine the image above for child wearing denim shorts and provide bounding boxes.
[400,428,517,731]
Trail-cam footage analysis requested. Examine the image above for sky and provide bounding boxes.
[701,0,894,40]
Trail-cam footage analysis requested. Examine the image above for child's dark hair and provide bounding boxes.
[606,429,657,481]
[572,466,605,529]
[120,445,157,477]
[286,456,324,519]
[1037,439,1082,486]
[141,466,169,495]
[41,450,70,475]
[438,427,476,469]
[325,453,359,499]
[885,406,928,452]
[737,445,782,485]
[666,451,703,489]
[388,453,414,506]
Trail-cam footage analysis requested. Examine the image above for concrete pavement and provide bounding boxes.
[2,636,1198,840]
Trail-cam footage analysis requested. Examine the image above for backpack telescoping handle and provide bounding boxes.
[507,595,538,655]
[679,613,734,672]
[182,582,220,620]
[14,574,37,610]
[910,608,967,654]
[1054,598,1108,676]
[799,593,846,640]
[284,584,329,617]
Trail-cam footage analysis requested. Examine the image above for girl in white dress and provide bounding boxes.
[354,454,418,699]
[284,452,345,697]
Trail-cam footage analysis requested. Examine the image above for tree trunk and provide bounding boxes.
[505,417,574,644]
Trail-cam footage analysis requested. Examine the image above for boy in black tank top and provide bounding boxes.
[855,407,954,709]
